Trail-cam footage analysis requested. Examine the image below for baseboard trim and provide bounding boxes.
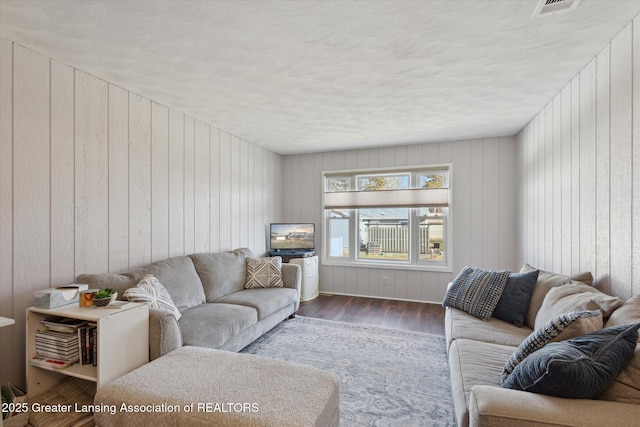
[316,292,442,306]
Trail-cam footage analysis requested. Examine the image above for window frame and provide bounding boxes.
[322,164,453,272]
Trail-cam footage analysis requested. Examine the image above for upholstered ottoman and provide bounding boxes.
[93,346,340,426]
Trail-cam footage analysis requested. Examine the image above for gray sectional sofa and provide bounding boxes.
[446,265,640,427]
[77,248,301,360]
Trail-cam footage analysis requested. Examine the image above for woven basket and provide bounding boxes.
[94,292,117,307]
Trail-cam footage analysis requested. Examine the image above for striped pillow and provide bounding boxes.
[124,274,181,320]
[442,266,511,321]
[245,257,284,289]
[502,309,602,383]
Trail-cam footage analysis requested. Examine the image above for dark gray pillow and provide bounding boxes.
[502,323,639,399]
[442,266,511,321]
[502,310,601,383]
[492,270,540,326]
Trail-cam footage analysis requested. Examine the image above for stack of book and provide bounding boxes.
[31,316,100,369]
[33,329,80,369]
[78,324,98,366]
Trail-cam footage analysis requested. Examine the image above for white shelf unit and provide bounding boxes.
[26,303,149,396]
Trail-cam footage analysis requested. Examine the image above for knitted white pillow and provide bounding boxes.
[124,274,182,320]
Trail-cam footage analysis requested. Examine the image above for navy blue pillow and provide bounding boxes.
[492,270,539,327]
[502,323,639,399]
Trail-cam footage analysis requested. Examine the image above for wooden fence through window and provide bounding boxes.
[367,226,437,254]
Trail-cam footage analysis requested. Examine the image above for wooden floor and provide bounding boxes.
[297,294,446,335]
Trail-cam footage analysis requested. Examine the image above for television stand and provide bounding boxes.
[269,250,315,263]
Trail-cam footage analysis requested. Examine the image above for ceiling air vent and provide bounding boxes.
[532,0,581,18]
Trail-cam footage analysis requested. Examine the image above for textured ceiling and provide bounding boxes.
[2,0,640,155]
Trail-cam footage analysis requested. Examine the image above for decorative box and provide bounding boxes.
[35,284,89,309]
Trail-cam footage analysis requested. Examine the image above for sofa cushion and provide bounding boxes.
[599,344,640,404]
[189,249,251,302]
[245,257,284,289]
[124,274,182,320]
[75,273,136,301]
[534,282,623,330]
[127,256,205,312]
[502,323,639,399]
[445,307,532,349]
[502,310,602,382]
[233,247,254,258]
[179,303,258,349]
[606,295,640,337]
[469,384,640,427]
[449,339,516,427]
[492,270,539,327]
[442,267,511,321]
[215,288,298,320]
[520,264,594,328]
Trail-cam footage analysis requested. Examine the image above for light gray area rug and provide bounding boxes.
[241,316,455,426]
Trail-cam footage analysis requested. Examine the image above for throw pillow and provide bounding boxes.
[502,310,602,383]
[124,274,182,320]
[534,281,623,330]
[606,295,640,340]
[492,270,540,327]
[442,266,511,321]
[520,264,594,328]
[502,323,639,399]
[245,257,284,289]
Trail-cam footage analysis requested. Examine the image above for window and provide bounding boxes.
[322,165,451,271]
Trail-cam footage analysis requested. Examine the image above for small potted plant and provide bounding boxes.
[94,288,117,307]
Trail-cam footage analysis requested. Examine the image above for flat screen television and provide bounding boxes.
[270,223,315,252]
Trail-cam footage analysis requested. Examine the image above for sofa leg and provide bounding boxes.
[288,313,296,319]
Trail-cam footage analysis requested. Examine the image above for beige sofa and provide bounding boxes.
[77,248,301,360]
[446,265,640,427]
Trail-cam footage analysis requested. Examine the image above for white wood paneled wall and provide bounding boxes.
[282,137,518,303]
[0,40,283,388]
[517,20,640,300]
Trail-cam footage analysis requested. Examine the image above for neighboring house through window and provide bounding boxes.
[322,164,452,271]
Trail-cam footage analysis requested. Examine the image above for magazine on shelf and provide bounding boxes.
[35,350,78,362]
[35,337,78,350]
[36,344,78,356]
[41,317,87,333]
[36,349,77,360]
[35,326,80,365]
[30,355,77,369]
[35,341,78,353]
[36,329,78,343]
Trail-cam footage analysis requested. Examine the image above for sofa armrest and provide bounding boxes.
[148,307,182,360]
[469,385,640,427]
[282,263,302,311]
